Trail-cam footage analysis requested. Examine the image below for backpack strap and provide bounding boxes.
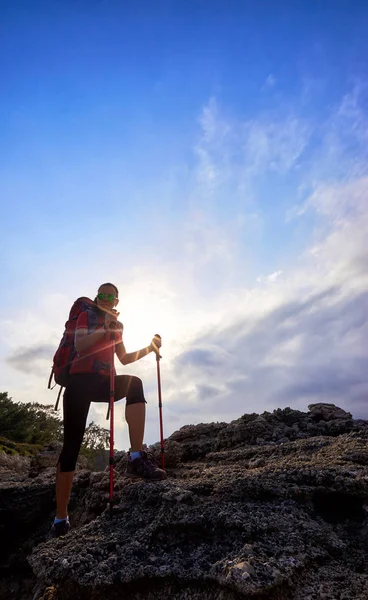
[86,305,102,333]
[54,386,64,411]
[48,366,54,390]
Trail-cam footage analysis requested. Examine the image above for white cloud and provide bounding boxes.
[337,81,368,143]
[244,117,310,175]
[171,173,368,422]
[257,271,283,283]
[306,176,368,221]
[193,98,311,211]
[167,83,368,425]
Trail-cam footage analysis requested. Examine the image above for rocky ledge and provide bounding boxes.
[1,403,368,600]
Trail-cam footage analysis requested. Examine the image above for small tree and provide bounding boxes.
[80,421,110,469]
[0,392,62,445]
[0,393,111,467]
[81,421,110,451]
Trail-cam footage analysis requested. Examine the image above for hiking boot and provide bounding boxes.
[50,518,70,538]
[125,451,167,481]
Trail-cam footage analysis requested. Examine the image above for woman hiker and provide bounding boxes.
[51,282,166,538]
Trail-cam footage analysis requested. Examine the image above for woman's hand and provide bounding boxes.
[104,309,119,330]
[150,334,162,355]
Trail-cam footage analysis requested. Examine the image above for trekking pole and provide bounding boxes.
[153,334,165,470]
[108,330,116,520]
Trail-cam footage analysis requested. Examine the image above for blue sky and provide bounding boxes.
[1,0,368,450]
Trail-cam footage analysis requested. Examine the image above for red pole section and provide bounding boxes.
[156,353,165,470]
[109,332,116,518]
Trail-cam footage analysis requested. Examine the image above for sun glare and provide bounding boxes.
[118,290,177,357]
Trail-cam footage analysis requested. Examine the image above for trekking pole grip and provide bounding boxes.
[153,333,162,360]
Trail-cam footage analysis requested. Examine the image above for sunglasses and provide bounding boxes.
[97,293,118,302]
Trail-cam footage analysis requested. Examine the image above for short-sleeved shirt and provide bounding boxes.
[69,309,123,377]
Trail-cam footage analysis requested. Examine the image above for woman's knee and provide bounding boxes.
[58,451,78,472]
[57,438,84,473]
[126,376,146,406]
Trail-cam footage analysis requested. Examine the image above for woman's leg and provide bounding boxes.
[56,377,91,518]
[114,375,147,451]
[125,403,146,451]
[114,375,166,479]
[55,468,75,519]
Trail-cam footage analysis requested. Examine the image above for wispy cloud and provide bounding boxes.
[170,167,368,421]
[7,345,55,375]
[194,97,311,201]
[262,74,277,89]
[165,81,368,425]
[337,81,368,144]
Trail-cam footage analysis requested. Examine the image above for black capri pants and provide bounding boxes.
[58,373,146,472]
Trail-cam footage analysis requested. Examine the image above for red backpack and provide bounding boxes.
[48,297,97,410]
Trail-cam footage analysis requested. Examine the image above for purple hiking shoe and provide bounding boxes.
[50,518,70,538]
[125,451,167,481]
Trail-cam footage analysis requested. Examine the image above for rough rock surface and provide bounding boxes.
[1,403,368,600]
[308,403,353,422]
[29,442,88,478]
[0,452,30,483]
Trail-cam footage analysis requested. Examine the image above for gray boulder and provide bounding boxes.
[308,403,352,421]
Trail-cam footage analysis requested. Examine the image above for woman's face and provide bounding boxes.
[96,284,119,312]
